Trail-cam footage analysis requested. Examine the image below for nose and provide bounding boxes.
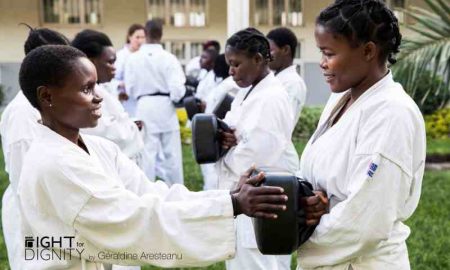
[229,67,235,76]
[319,55,327,70]
[93,90,103,104]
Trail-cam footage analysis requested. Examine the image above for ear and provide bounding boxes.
[363,41,377,62]
[281,45,291,56]
[37,85,53,109]
[254,52,265,65]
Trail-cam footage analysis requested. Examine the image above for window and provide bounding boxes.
[163,41,206,65]
[254,0,303,27]
[147,0,207,27]
[41,0,102,25]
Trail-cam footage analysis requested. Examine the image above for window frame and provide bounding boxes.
[146,0,209,28]
[39,0,104,27]
[253,0,304,27]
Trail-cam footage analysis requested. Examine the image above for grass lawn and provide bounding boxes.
[0,138,448,270]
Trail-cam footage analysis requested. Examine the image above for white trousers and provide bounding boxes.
[142,130,183,186]
[226,215,288,270]
[200,163,218,190]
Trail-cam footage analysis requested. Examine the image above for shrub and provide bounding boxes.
[393,67,449,115]
[293,106,323,140]
[425,108,450,139]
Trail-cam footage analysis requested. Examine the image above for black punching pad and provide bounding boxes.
[184,96,202,120]
[253,172,316,255]
[213,93,234,119]
[191,114,230,164]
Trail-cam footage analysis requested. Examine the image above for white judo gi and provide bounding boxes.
[82,84,144,165]
[124,44,185,185]
[17,124,236,270]
[297,72,426,270]
[216,72,299,270]
[275,64,307,126]
[0,91,40,270]
[195,70,223,190]
[115,45,138,117]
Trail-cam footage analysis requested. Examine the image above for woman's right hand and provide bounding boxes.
[231,167,287,219]
[219,128,237,150]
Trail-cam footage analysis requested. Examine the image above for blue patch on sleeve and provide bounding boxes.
[367,162,378,178]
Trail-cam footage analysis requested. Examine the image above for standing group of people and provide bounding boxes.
[0,0,426,270]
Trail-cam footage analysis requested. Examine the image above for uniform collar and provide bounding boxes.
[276,64,297,78]
[140,43,163,52]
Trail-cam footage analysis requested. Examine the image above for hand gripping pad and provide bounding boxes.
[184,96,202,120]
[191,114,230,164]
[253,171,316,254]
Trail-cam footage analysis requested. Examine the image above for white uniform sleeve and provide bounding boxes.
[299,154,411,266]
[166,56,186,103]
[46,148,235,267]
[221,95,294,185]
[5,139,32,192]
[124,57,137,98]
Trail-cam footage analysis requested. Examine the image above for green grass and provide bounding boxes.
[427,138,450,155]
[0,140,448,270]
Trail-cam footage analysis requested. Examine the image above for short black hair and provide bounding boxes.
[226,27,272,61]
[20,23,70,55]
[267,27,298,59]
[213,54,230,80]
[203,40,221,52]
[19,45,87,111]
[316,0,402,64]
[71,29,113,58]
[145,19,163,40]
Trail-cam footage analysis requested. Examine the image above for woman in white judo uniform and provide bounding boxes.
[0,26,70,270]
[114,24,145,117]
[216,28,303,270]
[296,1,426,269]
[17,45,290,270]
[72,30,144,165]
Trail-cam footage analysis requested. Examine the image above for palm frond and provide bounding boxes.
[393,0,450,108]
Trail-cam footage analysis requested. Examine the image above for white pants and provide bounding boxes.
[226,215,284,270]
[200,163,218,190]
[142,130,183,186]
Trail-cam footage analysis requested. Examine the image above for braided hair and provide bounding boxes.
[226,27,272,62]
[317,0,402,65]
[20,23,70,55]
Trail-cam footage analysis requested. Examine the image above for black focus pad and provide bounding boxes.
[253,172,299,255]
[191,114,230,164]
[297,180,317,246]
[184,96,202,120]
[253,172,316,255]
[213,93,234,119]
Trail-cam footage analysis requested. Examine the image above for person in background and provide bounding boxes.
[267,27,307,127]
[297,1,425,269]
[72,29,145,166]
[124,19,185,185]
[0,25,70,270]
[217,28,301,270]
[185,40,221,79]
[114,24,146,117]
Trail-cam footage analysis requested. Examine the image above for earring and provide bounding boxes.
[49,104,53,107]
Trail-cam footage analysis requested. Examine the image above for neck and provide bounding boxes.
[129,45,138,52]
[41,114,80,145]
[275,59,293,75]
[349,66,388,103]
[147,38,161,44]
[253,67,270,87]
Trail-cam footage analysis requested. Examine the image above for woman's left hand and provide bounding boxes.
[219,128,237,149]
[300,191,329,226]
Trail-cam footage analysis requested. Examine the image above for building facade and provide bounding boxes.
[0,0,426,105]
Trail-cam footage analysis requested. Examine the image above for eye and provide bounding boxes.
[82,85,94,94]
[320,50,334,57]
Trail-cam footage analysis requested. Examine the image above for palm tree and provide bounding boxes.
[393,0,450,108]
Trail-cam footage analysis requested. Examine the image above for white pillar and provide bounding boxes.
[227,0,250,38]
